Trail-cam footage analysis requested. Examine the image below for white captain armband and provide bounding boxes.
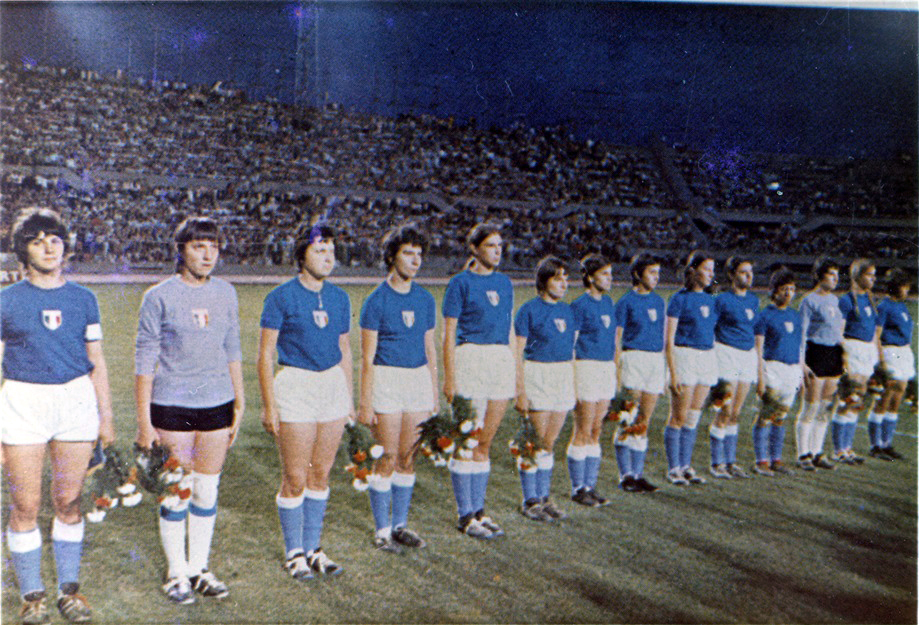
[85,323,103,341]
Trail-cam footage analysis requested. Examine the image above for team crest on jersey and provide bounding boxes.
[745,308,754,320]
[42,310,62,331]
[601,314,611,328]
[864,306,873,317]
[486,290,500,307]
[313,310,329,329]
[700,306,710,318]
[784,321,795,334]
[402,310,415,328]
[903,312,910,322]
[648,308,658,322]
[554,318,566,333]
[191,309,209,329]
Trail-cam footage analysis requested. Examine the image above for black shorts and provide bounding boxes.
[151,400,234,432]
[804,342,844,378]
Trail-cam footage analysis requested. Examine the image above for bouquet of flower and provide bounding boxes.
[414,396,481,467]
[866,363,889,399]
[133,442,192,509]
[905,378,917,412]
[837,375,864,411]
[508,411,540,471]
[85,444,142,523]
[758,387,790,423]
[703,379,734,414]
[606,388,639,425]
[344,421,384,491]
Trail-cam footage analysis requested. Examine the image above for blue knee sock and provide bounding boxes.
[867,420,881,447]
[390,473,415,530]
[882,416,898,448]
[664,426,681,471]
[614,442,632,478]
[769,425,785,462]
[584,445,602,489]
[679,426,698,468]
[709,427,726,466]
[7,527,44,597]
[752,425,769,463]
[51,518,83,591]
[518,467,538,503]
[276,493,305,556]
[831,420,844,452]
[301,490,328,554]
[449,462,474,518]
[725,426,739,464]
[629,437,648,478]
[368,477,392,532]
[566,445,587,494]
[471,461,490,513]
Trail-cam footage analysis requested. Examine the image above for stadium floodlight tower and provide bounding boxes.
[294,0,320,110]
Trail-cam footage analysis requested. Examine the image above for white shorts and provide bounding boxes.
[882,345,916,382]
[574,359,616,402]
[619,350,666,395]
[0,375,99,445]
[455,343,515,400]
[715,342,758,384]
[843,338,880,378]
[523,361,576,413]
[763,360,803,406]
[373,365,435,414]
[274,365,351,423]
[673,346,718,387]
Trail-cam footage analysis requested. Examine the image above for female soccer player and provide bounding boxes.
[796,257,843,470]
[514,256,576,522]
[2,208,114,624]
[868,268,913,460]
[752,268,803,476]
[834,258,881,463]
[135,217,244,604]
[359,224,437,553]
[442,224,514,539]
[258,223,353,579]
[567,254,616,507]
[612,253,665,493]
[710,256,759,479]
[664,251,718,485]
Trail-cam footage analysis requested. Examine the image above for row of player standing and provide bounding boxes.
[2,208,914,620]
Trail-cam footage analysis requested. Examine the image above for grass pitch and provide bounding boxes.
[2,281,916,624]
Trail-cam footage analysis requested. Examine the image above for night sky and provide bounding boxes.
[1,1,916,158]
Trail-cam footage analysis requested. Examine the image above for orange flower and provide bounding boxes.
[354,467,369,480]
[524,442,534,453]
[178,488,192,500]
[95,496,113,508]
[353,450,367,463]
[345,464,356,474]
[164,457,181,471]
[510,447,520,457]
[520,462,532,471]
[437,436,453,450]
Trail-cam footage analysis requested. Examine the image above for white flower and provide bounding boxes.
[86,509,107,523]
[116,482,137,496]
[164,470,183,485]
[458,449,474,460]
[352,478,370,492]
[508,439,515,449]
[464,438,479,449]
[459,420,473,434]
[442,442,455,454]
[121,492,143,507]
[108,498,120,510]
[369,444,384,459]
[160,494,179,509]
[433,456,448,468]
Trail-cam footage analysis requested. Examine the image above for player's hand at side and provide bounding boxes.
[514,392,529,414]
[229,397,245,447]
[260,404,280,438]
[135,424,159,450]
[357,403,376,426]
[443,378,455,404]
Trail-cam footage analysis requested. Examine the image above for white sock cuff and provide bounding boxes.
[517,458,538,473]
[686,410,702,428]
[867,412,885,424]
[471,460,490,473]
[191,472,221,509]
[536,450,554,470]
[52,517,84,543]
[846,413,861,425]
[585,443,601,458]
[448,458,476,474]
[6,527,41,553]
[885,413,899,423]
[368,474,392,492]
[392,472,416,488]
[304,488,330,501]
[566,444,588,461]
[709,425,726,439]
[628,436,648,452]
[725,424,739,436]
[276,492,305,509]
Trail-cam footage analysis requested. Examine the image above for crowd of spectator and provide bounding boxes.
[1,62,915,271]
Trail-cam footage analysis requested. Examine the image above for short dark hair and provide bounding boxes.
[535,255,567,294]
[812,256,839,284]
[382,223,427,270]
[725,255,753,277]
[293,223,337,271]
[174,217,220,271]
[683,250,714,289]
[580,253,611,288]
[629,252,660,286]
[12,207,70,264]
[885,267,912,297]
[466,223,501,248]
[769,266,796,296]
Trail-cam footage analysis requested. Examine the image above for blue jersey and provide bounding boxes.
[838,293,880,342]
[360,281,436,368]
[1,280,101,384]
[667,289,717,350]
[442,270,513,346]
[755,305,802,365]
[799,292,844,346]
[614,289,665,352]
[714,291,759,350]
[261,278,351,372]
[877,298,913,347]
[572,293,617,361]
[514,297,576,363]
